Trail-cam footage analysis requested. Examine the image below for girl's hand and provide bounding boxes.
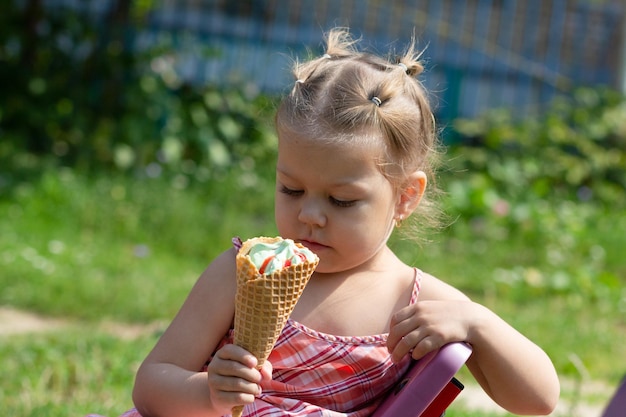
[387,300,559,414]
[387,300,476,363]
[206,344,273,414]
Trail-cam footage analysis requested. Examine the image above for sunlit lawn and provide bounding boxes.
[0,168,624,417]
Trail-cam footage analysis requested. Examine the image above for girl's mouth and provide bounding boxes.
[299,240,328,253]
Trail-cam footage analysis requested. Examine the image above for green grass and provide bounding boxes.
[0,168,624,416]
[0,328,159,417]
[0,168,276,321]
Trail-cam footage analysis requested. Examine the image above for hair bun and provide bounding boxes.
[397,60,423,77]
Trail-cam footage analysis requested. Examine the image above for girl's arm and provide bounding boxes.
[132,248,264,417]
[460,301,560,415]
[387,274,560,416]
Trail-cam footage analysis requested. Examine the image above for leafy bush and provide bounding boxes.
[449,87,626,210]
[442,88,626,303]
[0,0,278,190]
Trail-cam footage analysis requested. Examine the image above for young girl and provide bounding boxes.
[100,28,560,417]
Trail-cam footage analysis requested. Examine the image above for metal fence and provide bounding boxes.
[46,0,626,122]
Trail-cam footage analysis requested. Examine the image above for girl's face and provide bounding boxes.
[274,130,399,274]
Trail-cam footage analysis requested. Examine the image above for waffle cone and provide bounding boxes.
[231,237,318,417]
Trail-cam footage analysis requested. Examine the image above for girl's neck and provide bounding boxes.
[289,247,415,336]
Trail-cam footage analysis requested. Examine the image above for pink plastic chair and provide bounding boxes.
[372,342,472,417]
[601,376,626,417]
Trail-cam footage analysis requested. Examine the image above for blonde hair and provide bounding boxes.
[276,28,443,239]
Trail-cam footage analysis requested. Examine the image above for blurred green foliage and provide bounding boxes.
[0,0,278,189]
[450,87,626,210]
[440,87,626,304]
[2,1,624,210]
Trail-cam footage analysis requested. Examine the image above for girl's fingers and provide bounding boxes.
[207,375,259,414]
[208,344,265,401]
[410,335,443,361]
[216,344,259,369]
[389,330,444,363]
[260,360,273,381]
[389,334,413,363]
[387,305,419,354]
[207,349,265,412]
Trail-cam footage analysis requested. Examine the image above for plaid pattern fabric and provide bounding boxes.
[87,269,422,417]
[234,271,421,417]
[244,323,412,416]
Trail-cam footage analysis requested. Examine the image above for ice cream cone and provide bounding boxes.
[231,237,319,417]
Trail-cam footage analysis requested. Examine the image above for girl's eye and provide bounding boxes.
[280,186,355,207]
[330,197,356,208]
[280,186,303,197]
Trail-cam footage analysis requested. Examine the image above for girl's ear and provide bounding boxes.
[395,170,427,219]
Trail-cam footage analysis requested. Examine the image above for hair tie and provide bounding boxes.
[322,54,331,59]
[371,96,382,107]
[295,79,305,84]
[398,62,408,73]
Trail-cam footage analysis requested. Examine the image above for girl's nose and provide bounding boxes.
[298,199,327,228]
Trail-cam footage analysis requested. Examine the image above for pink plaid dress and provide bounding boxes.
[87,271,421,417]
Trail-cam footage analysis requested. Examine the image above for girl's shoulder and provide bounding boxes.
[181,247,238,315]
[204,246,238,276]
[415,269,470,302]
[193,246,239,298]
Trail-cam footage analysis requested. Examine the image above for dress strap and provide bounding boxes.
[409,268,423,304]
